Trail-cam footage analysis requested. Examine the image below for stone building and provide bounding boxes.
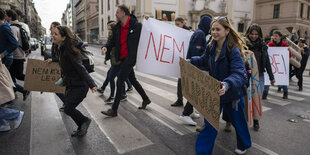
[254,0,310,44]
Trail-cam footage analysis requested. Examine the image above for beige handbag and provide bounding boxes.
[0,59,15,104]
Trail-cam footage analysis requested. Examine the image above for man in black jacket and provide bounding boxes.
[101,5,151,117]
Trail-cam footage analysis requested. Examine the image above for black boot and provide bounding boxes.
[171,100,183,106]
[253,120,260,131]
[283,92,288,99]
[277,87,282,92]
[262,93,267,100]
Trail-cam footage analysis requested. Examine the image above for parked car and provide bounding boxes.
[42,36,53,60]
[30,38,36,51]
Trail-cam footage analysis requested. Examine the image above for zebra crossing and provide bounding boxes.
[26,51,310,154]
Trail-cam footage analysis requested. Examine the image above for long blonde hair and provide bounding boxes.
[209,17,247,61]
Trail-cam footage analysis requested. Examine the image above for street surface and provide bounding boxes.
[1,45,310,155]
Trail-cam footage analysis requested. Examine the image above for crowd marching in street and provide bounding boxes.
[0,4,309,155]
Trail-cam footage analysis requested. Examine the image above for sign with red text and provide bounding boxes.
[136,18,193,78]
[24,59,65,93]
[264,47,289,86]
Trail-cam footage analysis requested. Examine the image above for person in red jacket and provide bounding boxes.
[263,30,289,99]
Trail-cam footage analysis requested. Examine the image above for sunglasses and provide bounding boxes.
[213,16,230,24]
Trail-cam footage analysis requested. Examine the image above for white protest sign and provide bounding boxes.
[136,18,193,78]
[264,47,289,86]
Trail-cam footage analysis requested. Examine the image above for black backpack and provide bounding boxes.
[78,47,95,73]
[11,23,30,51]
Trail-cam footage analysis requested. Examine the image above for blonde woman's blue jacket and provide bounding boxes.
[190,40,247,103]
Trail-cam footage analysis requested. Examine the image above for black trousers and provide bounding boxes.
[112,61,149,111]
[296,58,309,88]
[182,101,193,116]
[176,78,183,101]
[64,85,89,128]
[9,59,25,83]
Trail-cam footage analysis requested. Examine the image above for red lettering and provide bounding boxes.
[172,39,185,64]
[269,55,278,74]
[145,32,161,60]
[160,35,171,64]
[273,54,284,74]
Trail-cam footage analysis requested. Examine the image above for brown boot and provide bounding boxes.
[101,109,117,117]
[196,124,205,132]
[138,99,151,109]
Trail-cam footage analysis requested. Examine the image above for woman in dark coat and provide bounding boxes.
[53,25,97,137]
[244,24,275,130]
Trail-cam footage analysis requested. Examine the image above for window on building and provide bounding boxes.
[116,0,119,5]
[307,6,310,20]
[273,4,280,19]
[101,0,103,14]
[238,23,244,33]
[108,0,110,10]
[102,18,104,33]
[300,3,304,18]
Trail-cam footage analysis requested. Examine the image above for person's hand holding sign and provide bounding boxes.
[218,83,226,96]
[101,47,107,55]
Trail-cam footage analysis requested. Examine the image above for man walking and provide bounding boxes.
[101,5,151,117]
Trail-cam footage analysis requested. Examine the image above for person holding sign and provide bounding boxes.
[171,16,191,107]
[264,30,289,99]
[191,16,251,155]
[101,5,151,117]
[179,16,212,126]
[244,24,275,131]
[52,25,97,137]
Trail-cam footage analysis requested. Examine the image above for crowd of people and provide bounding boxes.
[1,4,309,155]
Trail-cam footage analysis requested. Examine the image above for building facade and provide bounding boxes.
[0,0,45,38]
[254,0,310,44]
[75,0,86,41]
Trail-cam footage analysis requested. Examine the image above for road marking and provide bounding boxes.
[303,119,310,123]
[262,106,272,112]
[83,91,153,154]
[268,87,304,101]
[91,72,197,134]
[30,92,75,155]
[266,97,291,106]
[252,143,279,155]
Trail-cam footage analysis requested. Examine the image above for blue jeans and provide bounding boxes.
[196,97,251,154]
[1,57,13,69]
[101,65,127,97]
[0,107,20,126]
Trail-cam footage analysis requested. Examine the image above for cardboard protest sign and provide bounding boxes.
[244,50,261,127]
[24,59,65,93]
[179,58,221,131]
[264,47,289,86]
[286,37,302,68]
[136,18,193,78]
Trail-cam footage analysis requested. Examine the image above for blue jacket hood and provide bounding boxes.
[198,16,212,35]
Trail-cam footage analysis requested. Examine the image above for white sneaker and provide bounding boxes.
[14,111,24,129]
[0,122,11,132]
[235,148,247,154]
[179,115,197,126]
[191,112,200,119]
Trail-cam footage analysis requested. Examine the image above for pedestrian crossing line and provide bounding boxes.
[91,76,187,136]
[303,119,310,123]
[30,92,75,155]
[91,72,197,135]
[82,91,153,154]
[252,143,279,155]
[94,67,179,103]
[268,87,304,101]
[265,97,291,106]
[95,65,178,88]
[262,106,272,112]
